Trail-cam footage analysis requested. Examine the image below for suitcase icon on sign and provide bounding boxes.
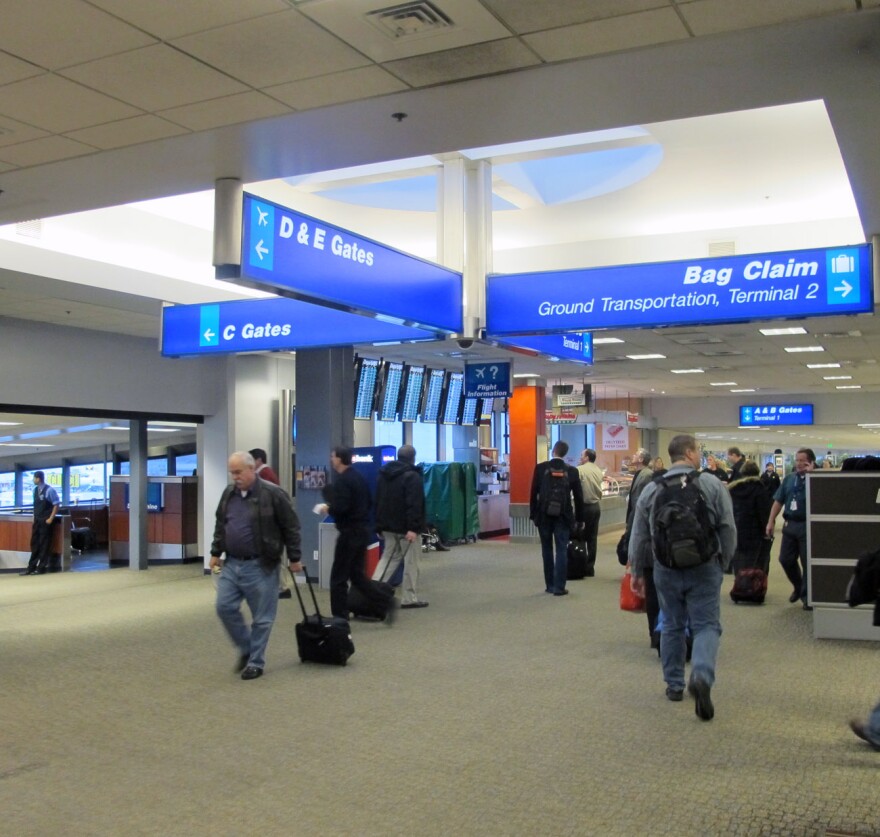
[831,253,854,274]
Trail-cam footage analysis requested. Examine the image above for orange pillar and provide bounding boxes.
[509,385,545,504]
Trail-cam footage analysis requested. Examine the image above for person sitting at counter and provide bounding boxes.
[21,471,60,576]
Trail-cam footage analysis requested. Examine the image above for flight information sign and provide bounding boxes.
[739,404,814,426]
[161,297,437,357]
[487,244,873,335]
[240,194,462,333]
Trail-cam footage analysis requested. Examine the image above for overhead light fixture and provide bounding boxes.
[626,353,666,360]
[147,427,179,433]
[807,362,840,369]
[0,442,54,448]
[730,388,755,393]
[670,368,704,374]
[513,373,540,379]
[592,337,624,345]
[710,382,737,386]
[858,423,880,428]
[823,375,852,380]
[784,346,825,353]
[760,327,807,336]
[836,384,861,389]
[0,421,23,426]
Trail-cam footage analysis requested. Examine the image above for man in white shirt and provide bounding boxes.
[577,448,604,576]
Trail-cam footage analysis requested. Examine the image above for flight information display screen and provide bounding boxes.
[442,372,464,425]
[480,398,494,424]
[461,397,479,426]
[400,365,425,422]
[354,357,380,420]
[422,368,446,423]
[378,361,405,421]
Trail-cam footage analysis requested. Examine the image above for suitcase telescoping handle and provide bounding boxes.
[291,568,325,621]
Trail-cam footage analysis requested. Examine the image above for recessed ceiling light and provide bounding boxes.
[784,346,825,353]
[823,375,852,380]
[626,354,666,360]
[710,382,737,386]
[592,337,624,345]
[807,362,840,369]
[760,327,807,336]
[670,368,704,374]
[836,384,862,389]
[730,388,755,393]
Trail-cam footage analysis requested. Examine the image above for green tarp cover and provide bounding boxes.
[422,462,479,542]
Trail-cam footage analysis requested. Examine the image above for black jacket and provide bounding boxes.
[375,460,424,535]
[529,457,584,526]
[728,476,772,552]
[760,470,781,494]
[325,466,371,532]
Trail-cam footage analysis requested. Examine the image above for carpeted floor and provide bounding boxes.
[1,531,878,836]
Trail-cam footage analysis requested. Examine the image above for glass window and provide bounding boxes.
[0,472,15,508]
[175,453,197,476]
[374,420,403,449]
[119,458,169,476]
[412,420,438,463]
[70,463,107,503]
[119,460,130,476]
[21,467,63,502]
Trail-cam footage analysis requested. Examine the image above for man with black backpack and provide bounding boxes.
[629,434,736,721]
[529,441,584,596]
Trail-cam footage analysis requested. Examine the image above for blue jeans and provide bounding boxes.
[868,699,880,746]
[215,558,280,670]
[537,518,570,593]
[653,559,723,692]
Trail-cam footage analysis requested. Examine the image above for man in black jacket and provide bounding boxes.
[373,445,428,608]
[210,451,302,680]
[529,441,584,596]
[320,445,397,623]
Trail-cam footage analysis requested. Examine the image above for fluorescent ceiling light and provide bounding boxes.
[784,346,825,353]
[513,373,540,378]
[760,327,807,336]
[671,368,704,374]
[626,353,665,360]
[807,363,840,369]
[147,427,179,433]
[0,442,54,448]
[710,382,737,386]
[823,375,852,380]
[836,385,861,389]
[592,337,624,345]
[730,388,755,393]
[858,423,880,428]
[0,421,22,426]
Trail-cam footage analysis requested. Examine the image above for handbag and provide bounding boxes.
[616,531,630,566]
[620,564,645,613]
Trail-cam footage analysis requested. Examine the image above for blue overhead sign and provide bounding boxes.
[491,332,593,364]
[464,361,511,399]
[486,244,873,335]
[161,298,437,357]
[740,404,814,427]
[239,194,462,333]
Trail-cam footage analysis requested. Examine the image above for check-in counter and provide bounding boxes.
[109,476,199,565]
[0,513,71,572]
[477,493,510,538]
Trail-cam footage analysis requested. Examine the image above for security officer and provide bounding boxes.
[22,470,60,575]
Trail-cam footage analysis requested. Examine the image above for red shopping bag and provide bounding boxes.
[620,565,646,613]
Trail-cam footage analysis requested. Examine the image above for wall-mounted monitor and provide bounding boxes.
[377,360,405,422]
[421,368,446,423]
[400,364,426,423]
[460,397,480,426]
[442,371,465,426]
[354,356,380,420]
[739,403,814,426]
[479,397,494,424]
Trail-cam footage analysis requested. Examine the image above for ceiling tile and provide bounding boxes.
[86,0,290,39]
[0,135,96,168]
[264,66,409,110]
[678,0,855,36]
[65,115,188,150]
[383,39,540,87]
[172,11,370,88]
[0,75,142,133]
[158,92,291,132]
[60,45,250,112]
[481,0,673,34]
[297,0,513,62]
[523,7,689,62]
[0,0,156,70]
[0,51,44,86]
[0,117,50,149]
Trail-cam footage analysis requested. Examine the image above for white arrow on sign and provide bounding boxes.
[203,329,216,342]
[834,279,852,298]
[255,240,269,260]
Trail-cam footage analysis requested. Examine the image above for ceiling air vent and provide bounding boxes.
[366,1,453,39]
[708,241,736,257]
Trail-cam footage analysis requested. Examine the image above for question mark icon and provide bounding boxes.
[490,365,499,379]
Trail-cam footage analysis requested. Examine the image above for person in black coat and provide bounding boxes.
[703,454,730,482]
[760,462,781,494]
[727,461,772,574]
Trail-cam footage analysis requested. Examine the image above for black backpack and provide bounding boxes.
[652,471,714,569]
[540,463,570,518]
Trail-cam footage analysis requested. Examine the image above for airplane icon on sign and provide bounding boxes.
[257,207,269,227]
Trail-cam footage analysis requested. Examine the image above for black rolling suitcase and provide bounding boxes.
[567,536,588,580]
[729,539,772,605]
[348,553,396,621]
[292,572,355,666]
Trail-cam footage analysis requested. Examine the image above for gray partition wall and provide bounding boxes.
[808,471,880,641]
